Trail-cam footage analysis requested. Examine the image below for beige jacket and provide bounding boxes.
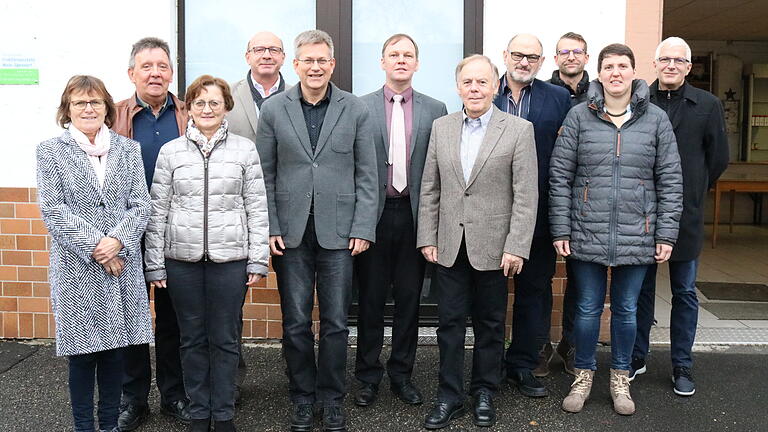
[416,105,538,271]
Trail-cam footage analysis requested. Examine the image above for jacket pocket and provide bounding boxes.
[640,181,649,235]
[275,192,290,236]
[331,128,354,153]
[486,213,511,259]
[336,193,356,237]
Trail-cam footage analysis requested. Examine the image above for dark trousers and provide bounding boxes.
[69,348,123,432]
[561,259,578,344]
[273,217,354,406]
[504,236,556,372]
[569,260,648,371]
[165,258,247,421]
[634,260,699,368]
[435,240,508,403]
[355,197,425,385]
[121,285,185,406]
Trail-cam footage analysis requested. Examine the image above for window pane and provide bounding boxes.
[352,0,464,111]
[185,0,315,87]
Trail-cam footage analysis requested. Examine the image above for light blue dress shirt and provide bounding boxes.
[460,107,494,183]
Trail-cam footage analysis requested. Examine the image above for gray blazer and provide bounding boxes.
[360,88,447,224]
[226,78,260,144]
[255,83,379,249]
[416,105,539,271]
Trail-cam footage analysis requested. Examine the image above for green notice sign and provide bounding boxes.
[0,68,39,85]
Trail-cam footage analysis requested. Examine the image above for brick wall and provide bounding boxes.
[1,186,609,343]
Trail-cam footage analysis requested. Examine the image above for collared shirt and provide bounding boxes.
[299,86,331,153]
[251,73,281,98]
[383,85,414,197]
[460,107,493,183]
[133,93,179,189]
[500,75,531,119]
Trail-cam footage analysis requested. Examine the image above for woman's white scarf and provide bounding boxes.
[69,123,111,187]
[186,119,228,158]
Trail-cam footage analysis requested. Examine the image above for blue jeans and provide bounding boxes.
[68,348,123,432]
[273,216,354,406]
[634,260,699,368]
[569,260,648,371]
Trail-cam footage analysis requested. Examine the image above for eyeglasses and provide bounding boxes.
[191,99,224,111]
[70,99,105,110]
[509,52,541,63]
[657,57,690,66]
[248,46,284,56]
[297,58,332,66]
[557,48,586,57]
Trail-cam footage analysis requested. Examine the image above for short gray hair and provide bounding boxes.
[655,37,692,60]
[294,29,334,58]
[455,55,499,82]
[129,37,172,69]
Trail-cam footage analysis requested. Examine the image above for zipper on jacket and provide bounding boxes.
[581,180,590,216]
[609,129,622,266]
[616,131,622,157]
[203,157,209,260]
[641,180,649,234]
[667,90,671,100]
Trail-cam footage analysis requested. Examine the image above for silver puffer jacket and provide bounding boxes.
[144,131,269,280]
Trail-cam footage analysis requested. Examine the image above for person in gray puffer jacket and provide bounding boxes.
[144,75,269,432]
[549,44,682,417]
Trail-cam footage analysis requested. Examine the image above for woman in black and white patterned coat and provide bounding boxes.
[36,75,153,432]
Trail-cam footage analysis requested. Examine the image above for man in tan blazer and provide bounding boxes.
[417,55,538,429]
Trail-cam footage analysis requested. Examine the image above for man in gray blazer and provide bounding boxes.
[227,31,288,144]
[354,33,447,409]
[255,29,378,432]
[417,55,538,429]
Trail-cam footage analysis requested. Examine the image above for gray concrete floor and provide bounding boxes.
[0,340,766,432]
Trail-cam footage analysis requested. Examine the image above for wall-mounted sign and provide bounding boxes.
[0,54,39,85]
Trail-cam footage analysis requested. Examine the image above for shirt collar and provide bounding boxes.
[251,73,282,96]
[501,74,532,97]
[299,85,332,106]
[135,93,172,114]
[383,85,413,103]
[463,106,493,127]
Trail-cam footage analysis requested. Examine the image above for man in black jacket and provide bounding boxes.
[547,32,590,108]
[630,37,729,397]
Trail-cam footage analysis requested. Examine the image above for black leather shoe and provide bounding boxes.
[118,403,150,431]
[390,380,424,405]
[472,392,496,427]
[188,418,211,432]
[424,401,466,429]
[354,382,379,407]
[213,419,237,431]
[289,403,314,432]
[508,370,549,398]
[322,405,346,431]
[161,399,192,424]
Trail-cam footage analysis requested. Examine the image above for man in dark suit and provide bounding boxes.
[493,33,571,397]
[630,36,729,397]
[418,55,538,429]
[255,29,378,432]
[353,34,447,409]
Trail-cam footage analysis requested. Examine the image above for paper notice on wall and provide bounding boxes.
[0,54,39,85]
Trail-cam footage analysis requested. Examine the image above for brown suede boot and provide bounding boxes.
[610,369,636,415]
[562,369,594,413]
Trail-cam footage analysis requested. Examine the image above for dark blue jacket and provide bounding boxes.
[494,78,571,238]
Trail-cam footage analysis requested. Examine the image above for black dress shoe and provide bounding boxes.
[188,418,211,432]
[322,405,346,431]
[354,382,379,407]
[424,401,466,429]
[472,392,496,427]
[118,403,150,431]
[161,399,192,424]
[289,403,314,432]
[390,380,424,405]
[213,419,237,431]
[508,370,549,398]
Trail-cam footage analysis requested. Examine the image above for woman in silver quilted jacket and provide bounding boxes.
[549,44,682,416]
[144,75,269,432]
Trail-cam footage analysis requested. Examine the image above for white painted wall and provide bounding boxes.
[0,0,176,187]
[483,0,626,87]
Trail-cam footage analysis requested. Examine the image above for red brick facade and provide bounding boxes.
[0,187,610,342]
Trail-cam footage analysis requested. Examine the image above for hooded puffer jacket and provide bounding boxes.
[549,79,683,266]
[144,131,269,280]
